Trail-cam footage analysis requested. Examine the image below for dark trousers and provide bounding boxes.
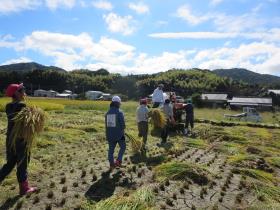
[161,124,169,143]
[0,139,29,183]
[185,115,194,129]
[108,136,126,165]
[138,121,148,145]
[152,102,160,108]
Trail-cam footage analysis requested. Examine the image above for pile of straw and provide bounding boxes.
[10,106,46,155]
[125,133,143,154]
[149,108,166,129]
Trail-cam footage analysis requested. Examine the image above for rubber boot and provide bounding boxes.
[114,160,122,167]
[19,180,37,195]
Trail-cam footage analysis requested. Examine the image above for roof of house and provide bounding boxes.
[228,97,272,106]
[201,93,228,101]
[34,89,47,92]
[268,89,280,95]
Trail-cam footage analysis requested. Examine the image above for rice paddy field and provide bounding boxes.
[0,97,279,210]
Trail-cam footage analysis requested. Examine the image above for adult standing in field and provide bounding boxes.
[152,84,164,108]
[184,99,194,135]
[0,83,37,195]
[136,98,149,150]
[161,99,175,144]
[105,96,126,170]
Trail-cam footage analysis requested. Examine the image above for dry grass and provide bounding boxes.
[10,106,46,156]
[125,133,143,154]
[149,109,166,129]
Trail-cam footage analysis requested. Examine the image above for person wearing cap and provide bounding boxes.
[0,83,37,195]
[152,84,164,108]
[161,99,175,144]
[184,99,194,135]
[105,96,126,170]
[136,98,149,150]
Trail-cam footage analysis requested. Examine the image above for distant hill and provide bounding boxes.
[0,62,66,73]
[213,68,280,85]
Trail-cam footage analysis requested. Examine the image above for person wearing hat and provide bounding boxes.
[105,96,126,170]
[0,83,37,195]
[184,99,194,135]
[136,98,149,150]
[152,84,164,108]
[161,99,175,144]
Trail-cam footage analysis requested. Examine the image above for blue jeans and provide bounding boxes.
[108,136,126,165]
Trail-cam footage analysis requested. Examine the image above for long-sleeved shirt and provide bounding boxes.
[185,103,194,117]
[152,88,164,103]
[162,103,173,120]
[136,105,149,122]
[105,106,126,141]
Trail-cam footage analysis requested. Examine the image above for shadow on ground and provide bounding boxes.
[85,170,135,202]
[0,195,21,210]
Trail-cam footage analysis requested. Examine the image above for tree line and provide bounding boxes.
[0,68,278,104]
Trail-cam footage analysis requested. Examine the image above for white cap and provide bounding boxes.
[112,95,121,103]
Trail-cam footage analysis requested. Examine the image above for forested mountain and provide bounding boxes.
[0,62,66,73]
[0,63,278,99]
[213,68,280,85]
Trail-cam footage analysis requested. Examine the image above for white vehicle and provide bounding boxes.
[85,91,103,100]
[224,107,262,122]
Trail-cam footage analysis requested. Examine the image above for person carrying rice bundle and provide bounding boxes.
[160,99,175,144]
[0,83,37,195]
[105,96,126,171]
[136,98,149,150]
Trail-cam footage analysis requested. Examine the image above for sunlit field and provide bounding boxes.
[0,98,279,209]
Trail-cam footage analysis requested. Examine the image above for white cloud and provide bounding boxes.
[1,31,280,75]
[1,57,33,65]
[103,13,136,35]
[175,5,210,25]
[213,13,265,32]
[92,0,113,10]
[149,29,280,42]
[2,31,135,70]
[45,0,76,10]
[128,2,149,14]
[195,42,280,75]
[0,0,41,14]
[210,0,224,6]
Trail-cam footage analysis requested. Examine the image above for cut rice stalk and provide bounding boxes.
[10,106,47,158]
[125,133,143,154]
[149,109,166,129]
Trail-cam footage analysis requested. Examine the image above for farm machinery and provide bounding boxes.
[148,92,187,133]
[224,107,262,122]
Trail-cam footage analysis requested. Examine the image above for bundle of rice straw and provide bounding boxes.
[149,108,166,129]
[125,133,143,154]
[10,106,46,156]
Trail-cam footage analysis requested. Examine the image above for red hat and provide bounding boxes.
[5,83,24,97]
[140,98,147,105]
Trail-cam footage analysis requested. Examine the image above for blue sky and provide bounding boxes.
[0,0,280,75]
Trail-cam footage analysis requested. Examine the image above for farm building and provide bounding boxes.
[34,89,58,97]
[34,89,77,99]
[201,93,228,108]
[228,97,273,109]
